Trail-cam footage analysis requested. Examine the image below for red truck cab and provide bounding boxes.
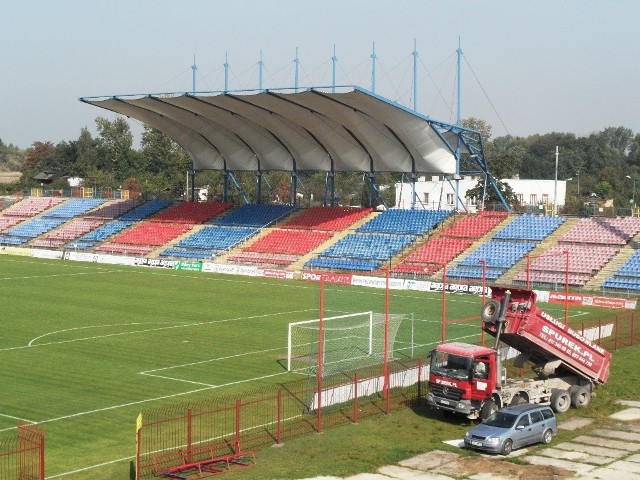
[427,342,497,417]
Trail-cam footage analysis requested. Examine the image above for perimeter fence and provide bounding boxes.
[135,357,428,479]
[0,423,45,480]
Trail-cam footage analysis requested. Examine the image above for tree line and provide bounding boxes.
[1,117,639,213]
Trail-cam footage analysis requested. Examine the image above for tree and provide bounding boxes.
[465,177,518,211]
[95,117,133,177]
[73,128,99,177]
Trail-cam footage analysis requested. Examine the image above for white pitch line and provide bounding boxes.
[141,346,284,374]
[0,412,35,422]
[44,455,135,479]
[34,371,289,426]
[1,308,315,352]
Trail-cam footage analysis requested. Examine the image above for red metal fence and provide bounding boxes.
[135,358,427,479]
[0,423,45,480]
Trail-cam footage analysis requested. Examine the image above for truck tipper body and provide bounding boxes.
[426,286,611,420]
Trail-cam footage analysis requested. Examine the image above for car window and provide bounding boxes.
[484,412,518,428]
[541,408,554,420]
[516,414,530,428]
[530,410,544,423]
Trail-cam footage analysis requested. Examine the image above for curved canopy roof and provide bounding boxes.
[81,86,476,174]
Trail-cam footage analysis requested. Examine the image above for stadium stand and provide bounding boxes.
[0,218,67,246]
[0,215,24,231]
[150,201,233,224]
[303,209,453,272]
[306,232,416,271]
[603,249,640,291]
[441,211,509,238]
[211,203,294,227]
[42,198,106,218]
[97,221,194,256]
[357,208,451,235]
[281,206,372,230]
[391,211,508,276]
[229,229,334,266]
[513,244,620,286]
[67,220,133,250]
[559,217,640,245]
[160,225,257,260]
[119,200,172,221]
[83,199,143,220]
[391,238,473,275]
[30,218,105,248]
[493,214,566,240]
[1,196,66,217]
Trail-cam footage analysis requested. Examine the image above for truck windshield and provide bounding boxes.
[430,351,472,380]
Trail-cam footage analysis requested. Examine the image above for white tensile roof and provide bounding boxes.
[81,86,469,174]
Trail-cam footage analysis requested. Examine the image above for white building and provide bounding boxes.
[394,176,567,212]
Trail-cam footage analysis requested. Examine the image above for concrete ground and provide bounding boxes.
[299,400,640,480]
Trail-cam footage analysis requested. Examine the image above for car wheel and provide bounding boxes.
[480,399,498,421]
[481,300,501,323]
[501,438,513,456]
[570,386,592,408]
[550,388,571,413]
[542,428,553,445]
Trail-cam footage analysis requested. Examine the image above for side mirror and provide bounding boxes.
[516,425,525,430]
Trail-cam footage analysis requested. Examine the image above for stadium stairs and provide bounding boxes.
[288,210,379,271]
[583,230,640,290]
[496,217,579,285]
[429,213,515,281]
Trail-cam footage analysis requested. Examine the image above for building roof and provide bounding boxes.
[81,86,477,174]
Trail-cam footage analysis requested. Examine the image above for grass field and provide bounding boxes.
[0,255,623,480]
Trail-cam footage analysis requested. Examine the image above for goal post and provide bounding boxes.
[287,311,406,375]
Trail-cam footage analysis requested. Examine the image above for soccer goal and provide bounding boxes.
[287,311,406,375]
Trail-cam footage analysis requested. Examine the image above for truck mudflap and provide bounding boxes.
[426,392,475,416]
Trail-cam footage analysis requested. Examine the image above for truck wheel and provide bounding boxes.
[510,395,526,406]
[481,300,501,323]
[542,428,553,444]
[570,386,592,408]
[551,389,571,413]
[480,399,498,421]
[501,438,513,456]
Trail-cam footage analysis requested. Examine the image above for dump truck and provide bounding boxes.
[426,286,611,420]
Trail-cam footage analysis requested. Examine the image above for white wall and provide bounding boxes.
[394,177,567,212]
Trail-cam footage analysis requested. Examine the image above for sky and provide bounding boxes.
[2,0,639,149]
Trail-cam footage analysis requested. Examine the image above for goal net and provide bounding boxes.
[287,311,406,375]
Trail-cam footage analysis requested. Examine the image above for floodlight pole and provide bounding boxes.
[371,42,377,93]
[553,146,559,216]
[191,55,197,95]
[294,47,300,92]
[412,39,418,112]
[331,45,337,93]
[258,50,264,91]
[224,52,229,92]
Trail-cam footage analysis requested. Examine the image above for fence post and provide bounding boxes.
[353,372,359,424]
[235,399,241,454]
[277,389,282,445]
[417,360,422,401]
[187,408,192,463]
[597,319,602,346]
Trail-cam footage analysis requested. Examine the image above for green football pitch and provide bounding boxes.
[0,255,597,479]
